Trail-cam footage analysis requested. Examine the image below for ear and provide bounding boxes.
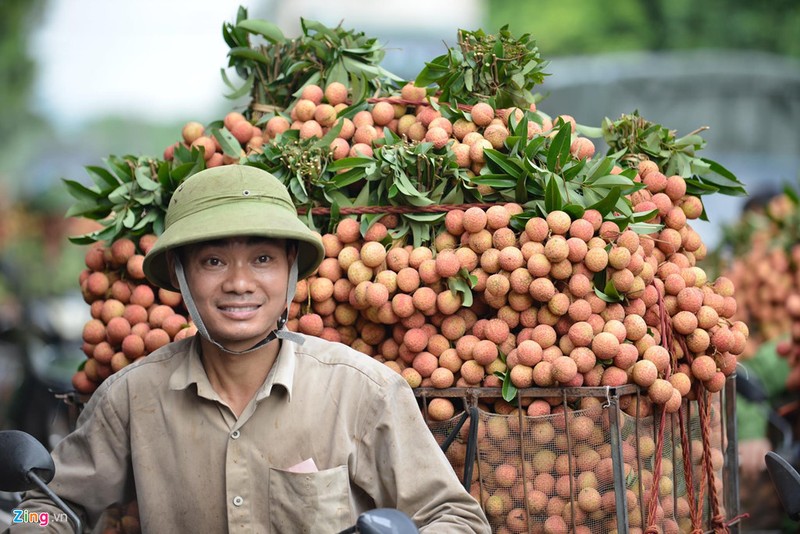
[166,250,180,289]
[286,240,299,266]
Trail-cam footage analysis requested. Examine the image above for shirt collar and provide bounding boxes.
[257,337,296,402]
[168,335,297,402]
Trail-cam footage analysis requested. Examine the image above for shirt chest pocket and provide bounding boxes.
[268,464,352,533]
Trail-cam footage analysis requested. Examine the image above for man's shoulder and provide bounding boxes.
[94,338,193,394]
[75,338,194,424]
[292,334,404,388]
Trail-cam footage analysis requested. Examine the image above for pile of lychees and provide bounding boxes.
[75,235,196,394]
[282,153,745,420]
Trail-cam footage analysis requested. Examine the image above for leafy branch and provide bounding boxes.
[415,25,549,109]
[471,113,660,234]
[601,111,747,221]
[222,7,402,114]
[63,147,208,245]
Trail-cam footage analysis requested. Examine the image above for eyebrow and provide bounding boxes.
[197,237,286,249]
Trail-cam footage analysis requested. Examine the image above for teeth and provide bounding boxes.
[221,306,259,312]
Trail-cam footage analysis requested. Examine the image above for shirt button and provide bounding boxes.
[233,496,244,507]
[231,430,240,439]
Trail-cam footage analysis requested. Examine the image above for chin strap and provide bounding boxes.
[174,256,304,355]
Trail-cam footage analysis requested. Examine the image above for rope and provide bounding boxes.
[646,288,673,532]
[678,404,702,532]
[676,336,703,532]
[296,202,500,216]
[676,324,730,532]
[699,387,729,533]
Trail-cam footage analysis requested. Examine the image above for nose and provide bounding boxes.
[221,261,257,294]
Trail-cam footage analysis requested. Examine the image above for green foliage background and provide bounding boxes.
[486,0,800,58]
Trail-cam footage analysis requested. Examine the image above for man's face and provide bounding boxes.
[180,236,292,352]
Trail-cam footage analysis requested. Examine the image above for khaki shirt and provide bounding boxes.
[12,334,489,533]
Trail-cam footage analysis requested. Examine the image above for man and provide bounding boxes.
[12,166,490,533]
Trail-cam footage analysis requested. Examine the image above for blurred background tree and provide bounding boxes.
[0,0,50,188]
[487,0,800,57]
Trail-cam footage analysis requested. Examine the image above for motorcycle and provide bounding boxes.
[765,450,800,523]
[0,430,419,534]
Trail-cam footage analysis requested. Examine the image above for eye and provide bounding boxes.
[256,254,271,264]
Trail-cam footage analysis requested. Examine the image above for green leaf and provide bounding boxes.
[684,178,719,195]
[63,178,101,202]
[353,183,371,206]
[458,267,478,289]
[562,203,585,220]
[314,119,344,148]
[212,127,242,159]
[471,175,517,188]
[414,62,447,88]
[594,285,622,304]
[524,135,546,159]
[784,183,800,206]
[501,372,518,402]
[300,18,338,41]
[108,182,133,205]
[327,60,349,87]
[122,209,137,229]
[65,201,110,219]
[628,222,663,235]
[484,149,522,178]
[575,124,603,138]
[545,175,563,212]
[547,122,572,172]
[237,19,285,43]
[227,46,270,64]
[131,210,158,232]
[220,69,254,100]
[85,166,120,190]
[464,69,474,91]
[602,278,624,302]
[134,166,160,191]
[441,185,464,205]
[447,276,474,308]
[700,158,742,185]
[561,159,586,183]
[327,156,374,172]
[587,175,634,188]
[349,71,368,104]
[404,212,445,223]
[631,208,658,223]
[587,187,621,216]
[324,189,353,208]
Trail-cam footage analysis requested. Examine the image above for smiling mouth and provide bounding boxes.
[219,305,261,312]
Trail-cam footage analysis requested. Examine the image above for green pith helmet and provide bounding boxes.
[143,165,325,292]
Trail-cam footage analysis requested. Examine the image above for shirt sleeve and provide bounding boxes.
[9,379,132,533]
[355,375,491,533]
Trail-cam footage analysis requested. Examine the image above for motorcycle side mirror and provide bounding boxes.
[356,509,419,534]
[765,451,800,521]
[0,430,55,492]
[0,430,83,534]
[339,508,419,534]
